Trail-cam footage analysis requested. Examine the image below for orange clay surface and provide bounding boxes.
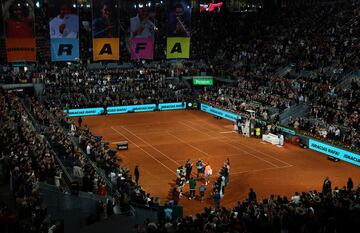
[77,110,360,216]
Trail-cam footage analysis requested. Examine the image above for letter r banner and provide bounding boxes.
[51,38,79,61]
[93,38,120,61]
[166,37,190,59]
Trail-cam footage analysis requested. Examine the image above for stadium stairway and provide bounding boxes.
[336,70,360,88]
[19,98,140,233]
[79,214,135,233]
[0,39,5,63]
[280,102,310,125]
[38,182,115,233]
[275,64,294,79]
[0,183,16,212]
[79,205,161,233]
[20,99,77,187]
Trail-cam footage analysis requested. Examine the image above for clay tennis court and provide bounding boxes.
[79,110,360,216]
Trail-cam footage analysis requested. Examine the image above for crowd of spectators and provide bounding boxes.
[0,90,63,233]
[26,96,158,211]
[196,1,360,151]
[1,1,360,232]
[139,179,360,233]
[289,78,360,151]
[42,66,192,109]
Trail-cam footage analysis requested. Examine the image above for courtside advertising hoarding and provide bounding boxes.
[158,102,186,111]
[200,103,240,122]
[280,127,296,136]
[193,77,213,86]
[309,139,360,167]
[64,102,189,117]
[107,104,157,114]
[64,107,104,117]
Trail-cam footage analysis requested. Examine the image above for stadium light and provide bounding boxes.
[35,1,40,8]
[73,4,76,8]
[139,3,143,8]
[134,4,137,8]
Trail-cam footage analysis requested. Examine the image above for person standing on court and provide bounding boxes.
[78,116,82,128]
[185,159,192,181]
[199,183,206,202]
[188,177,196,200]
[134,165,140,185]
[347,177,353,192]
[196,159,203,178]
[322,176,332,194]
[204,163,212,185]
[213,190,221,209]
[248,188,257,203]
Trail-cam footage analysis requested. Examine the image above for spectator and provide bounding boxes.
[134,165,140,185]
[347,177,354,192]
[188,177,196,200]
[248,188,257,203]
[199,183,206,202]
[213,190,221,209]
[164,205,173,222]
[322,176,332,194]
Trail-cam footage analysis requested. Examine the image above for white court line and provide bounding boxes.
[176,157,208,163]
[119,119,205,127]
[232,164,293,175]
[225,137,292,166]
[186,119,293,167]
[167,131,213,158]
[110,126,176,175]
[110,141,127,144]
[131,129,192,135]
[121,126,181,166]
[180,121,279,168]
[219,131,236,134]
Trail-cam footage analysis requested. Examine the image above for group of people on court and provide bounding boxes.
[172,158,230,207]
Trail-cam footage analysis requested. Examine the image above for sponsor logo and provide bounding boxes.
[309,139,360,166]
[200,103,241,122]
[158,102,186,110]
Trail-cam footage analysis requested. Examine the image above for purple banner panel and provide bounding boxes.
[130,37,154,60]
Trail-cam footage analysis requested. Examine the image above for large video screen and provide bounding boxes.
[199,0,223,13]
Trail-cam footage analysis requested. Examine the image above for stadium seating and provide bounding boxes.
[0,1,360,233]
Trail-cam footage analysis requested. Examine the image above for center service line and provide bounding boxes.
[110,126,176,175]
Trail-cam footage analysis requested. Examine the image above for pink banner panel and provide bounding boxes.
[130,38,154,60]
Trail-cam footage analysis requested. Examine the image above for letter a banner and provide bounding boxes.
[166,37,190,59]
[92,0,119,61]
[48,0,79,61]
[3,0,36,62]
[93,38,119,60]
[166,0,191,59]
